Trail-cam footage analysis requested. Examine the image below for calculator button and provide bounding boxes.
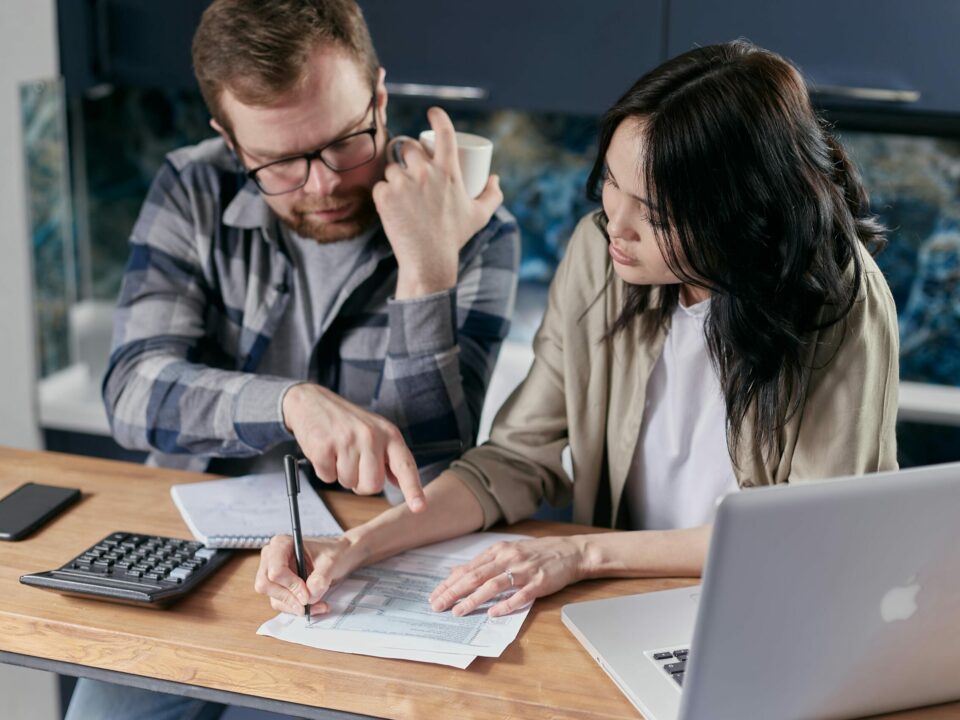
[169,567,194,582]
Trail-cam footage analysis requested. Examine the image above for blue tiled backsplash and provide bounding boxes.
[24,86,960,465]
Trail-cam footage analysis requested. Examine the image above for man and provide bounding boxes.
[71,0,519,717]
[101,0,519,511]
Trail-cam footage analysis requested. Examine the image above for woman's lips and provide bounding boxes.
[608,242,639,266]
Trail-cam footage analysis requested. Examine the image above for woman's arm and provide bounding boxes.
[428,525,712,618]
[255,471,485,615]
[580,525,712,579]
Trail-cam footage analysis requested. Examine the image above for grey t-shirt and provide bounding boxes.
[260,225,377,379]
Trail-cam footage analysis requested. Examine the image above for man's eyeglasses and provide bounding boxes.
[245,94,378,196]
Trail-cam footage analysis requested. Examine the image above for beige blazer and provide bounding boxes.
[451,214,900,529]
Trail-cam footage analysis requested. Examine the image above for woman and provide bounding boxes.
[255,40,899,619]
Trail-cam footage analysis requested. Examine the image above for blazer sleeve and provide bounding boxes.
[789,256,900,480]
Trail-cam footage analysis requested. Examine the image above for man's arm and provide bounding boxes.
[287,107,518,496]
[372,210,519,483]
[103,159,297,458]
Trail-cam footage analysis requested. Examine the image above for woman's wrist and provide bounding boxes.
[342,521,379,568]
[572,534,608,581]
[575,527,711,581]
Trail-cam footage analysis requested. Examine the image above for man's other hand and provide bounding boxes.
[373,106,503,299]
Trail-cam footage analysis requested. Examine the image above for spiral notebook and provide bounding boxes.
[170,472,342,548]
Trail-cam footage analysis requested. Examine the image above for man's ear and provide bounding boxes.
[376,66,388,123]
[210,118,235,152]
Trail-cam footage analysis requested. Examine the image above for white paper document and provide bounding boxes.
[257,532,533,668]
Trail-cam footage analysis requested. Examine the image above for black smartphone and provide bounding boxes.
[0,483,81,541]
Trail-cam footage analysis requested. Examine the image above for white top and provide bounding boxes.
[623,297,739,531]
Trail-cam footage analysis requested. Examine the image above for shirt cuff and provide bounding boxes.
[387,288,458,356]
[233,376,300,450]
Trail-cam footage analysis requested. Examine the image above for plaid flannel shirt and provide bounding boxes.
[103,138,520,479]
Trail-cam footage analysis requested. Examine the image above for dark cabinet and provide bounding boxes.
[58,0,664,115]
[58,0,960,117]
[668,0,960,116]
[359,0,664,115]
[59,0,210,96]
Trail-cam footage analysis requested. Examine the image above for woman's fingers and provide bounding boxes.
[255,537,310,612]
[488,584,537,618]
[449,570,517,617]
[430,558,505,612]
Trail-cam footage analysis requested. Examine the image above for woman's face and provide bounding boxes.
[601,119,682,288]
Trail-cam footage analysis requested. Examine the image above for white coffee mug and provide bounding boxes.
[418,129,493,199]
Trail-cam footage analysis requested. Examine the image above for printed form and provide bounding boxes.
[258,532,533,668]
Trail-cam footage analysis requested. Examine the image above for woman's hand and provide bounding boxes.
[429,536,588,618]
[254,534,366,616]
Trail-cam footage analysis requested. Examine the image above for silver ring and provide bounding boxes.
[390,139,407,169]
[504,570,515,587]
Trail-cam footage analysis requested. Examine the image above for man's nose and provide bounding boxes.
[302,159,341,195]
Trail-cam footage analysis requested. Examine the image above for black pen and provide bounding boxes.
[283,454,310,622]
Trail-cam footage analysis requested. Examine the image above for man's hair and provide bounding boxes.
[192,0,379,131]
[586,40,886,460]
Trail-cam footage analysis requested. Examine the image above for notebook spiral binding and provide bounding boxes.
[206,535,272,549]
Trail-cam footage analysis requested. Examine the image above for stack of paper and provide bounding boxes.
[257,532,533,668]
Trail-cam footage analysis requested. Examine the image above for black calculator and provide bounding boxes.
[20,531,233,607]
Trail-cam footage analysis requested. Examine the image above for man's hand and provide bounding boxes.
[372,107,503,299]
[282,383,425,511]
[254,534,365,616]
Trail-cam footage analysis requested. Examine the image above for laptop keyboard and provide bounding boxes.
[648,647,690,687]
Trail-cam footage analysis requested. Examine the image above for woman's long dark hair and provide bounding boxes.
[587,40,886,460]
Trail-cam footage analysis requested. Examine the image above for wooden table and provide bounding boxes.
[0,448,957,719]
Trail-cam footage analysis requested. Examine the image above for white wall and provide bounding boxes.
[0,4,63,718]
[0,0,56,451]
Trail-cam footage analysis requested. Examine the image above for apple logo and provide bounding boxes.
[880,576,920,623]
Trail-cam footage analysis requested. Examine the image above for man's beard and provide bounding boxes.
[280,187,378,243]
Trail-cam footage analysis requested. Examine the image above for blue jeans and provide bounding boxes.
[64,678,226,720]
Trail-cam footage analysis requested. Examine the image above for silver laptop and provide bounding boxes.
[562,463,960,720]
